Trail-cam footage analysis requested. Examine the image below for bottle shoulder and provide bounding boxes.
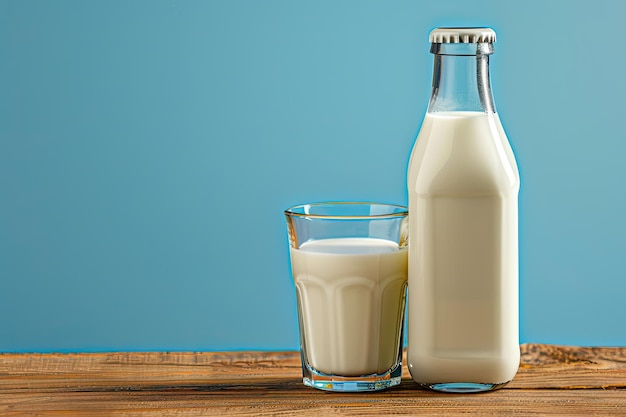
[408,112,519,195]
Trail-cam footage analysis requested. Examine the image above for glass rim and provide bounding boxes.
[284,201,408,220]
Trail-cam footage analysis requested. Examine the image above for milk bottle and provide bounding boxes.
[407,28,520,392]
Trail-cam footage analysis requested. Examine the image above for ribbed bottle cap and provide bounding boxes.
[429,27,496,43]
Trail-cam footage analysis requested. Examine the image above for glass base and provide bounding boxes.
[420,381,510,393]
[302,364,402,392]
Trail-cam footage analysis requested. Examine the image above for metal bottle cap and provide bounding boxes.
[429,27,496,43]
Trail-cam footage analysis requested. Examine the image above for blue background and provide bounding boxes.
[1,0,625,352]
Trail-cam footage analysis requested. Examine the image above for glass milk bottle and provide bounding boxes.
[407,27,520,393]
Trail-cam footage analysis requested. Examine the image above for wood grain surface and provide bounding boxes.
[1,344,625,416]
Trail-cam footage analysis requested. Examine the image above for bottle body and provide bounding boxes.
[407,111,519,390]
[407,28,520,392]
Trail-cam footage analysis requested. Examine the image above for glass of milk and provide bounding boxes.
[284,202,408,392]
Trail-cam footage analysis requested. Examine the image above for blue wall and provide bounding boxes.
[1,0,625,352]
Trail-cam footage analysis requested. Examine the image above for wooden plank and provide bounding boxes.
[0,351,302,392]
[513,344,626,389]
[2,344,625,391]
[1,344,625,415]
[1,387,626,416]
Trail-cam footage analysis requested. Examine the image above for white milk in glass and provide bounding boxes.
[408,111,520,386]
[290,237,407,376]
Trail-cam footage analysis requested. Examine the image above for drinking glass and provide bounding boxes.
[284,202,408,392]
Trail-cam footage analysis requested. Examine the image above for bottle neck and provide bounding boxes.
[427,42,495,114]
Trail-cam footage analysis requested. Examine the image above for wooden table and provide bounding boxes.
[1,344,625,415]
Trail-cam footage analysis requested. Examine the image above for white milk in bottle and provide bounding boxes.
[407,28,520,392]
